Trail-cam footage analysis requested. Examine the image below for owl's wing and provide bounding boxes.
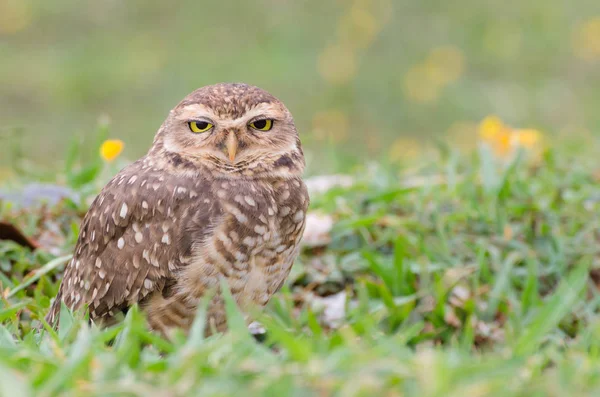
[46,159,217,325]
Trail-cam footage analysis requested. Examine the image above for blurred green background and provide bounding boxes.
[1,0,599,174]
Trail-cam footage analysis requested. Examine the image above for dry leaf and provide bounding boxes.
[0,221,38,250]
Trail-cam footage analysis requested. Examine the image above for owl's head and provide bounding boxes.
[152,83,304,178]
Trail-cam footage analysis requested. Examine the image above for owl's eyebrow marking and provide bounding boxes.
[246,114,280,124]
[186,116,215,123]
[180,103,282,131]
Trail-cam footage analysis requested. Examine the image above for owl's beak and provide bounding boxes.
[226,131,238,162]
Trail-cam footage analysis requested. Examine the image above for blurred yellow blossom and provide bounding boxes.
[478,115,542,157]
[312,110,349,143]
[403,65,441,103]
[336,5,380,50]
[447,121,479,151]
[317,44,357,85]
[365,130,382,154]
[100,139,124,162]
[0,0,33,35]
[427,46,465,85]
[0,167,14,182]
[403,46,465,104]
[389,137,422,162]
[573,17,600,61]
[319,0,392,85]
[479,115,507,140]
[515,129,541,148]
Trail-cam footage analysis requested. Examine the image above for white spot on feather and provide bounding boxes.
[293,210,305,223]
[224,204,248,223]
[117,237,125,249]
[243,236,256,246]
[132,255,140,269]
[254,225,267,235]
[120,203,128,218]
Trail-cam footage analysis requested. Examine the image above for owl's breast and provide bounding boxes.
[182,177,308,306]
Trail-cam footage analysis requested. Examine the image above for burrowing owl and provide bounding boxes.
[46,83,309,336]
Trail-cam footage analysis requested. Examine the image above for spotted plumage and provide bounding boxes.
[47,83,309,336]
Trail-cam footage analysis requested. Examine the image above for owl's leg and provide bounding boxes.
[143,292,195,339]
[205,293,228,336]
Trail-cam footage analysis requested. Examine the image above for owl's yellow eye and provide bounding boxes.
[249,119,273,131]
[188,121,213,133]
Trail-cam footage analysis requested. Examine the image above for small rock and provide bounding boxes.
[305,175,354,195]
[302,212,334,247]
[0,184,78,207]
[311,291,347,329]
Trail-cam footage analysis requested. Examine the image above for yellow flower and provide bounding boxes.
[100,139,124,162]
[514,129,541,148]
[478,115,506,140]
[495,132,512,156]
[478,115,542,158]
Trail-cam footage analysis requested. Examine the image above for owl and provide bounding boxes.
[46,83,309,337]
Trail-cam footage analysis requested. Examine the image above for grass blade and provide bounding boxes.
[7,255,72,299]
[514,262,589,355]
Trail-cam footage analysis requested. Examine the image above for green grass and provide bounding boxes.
[1,142,600,396]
